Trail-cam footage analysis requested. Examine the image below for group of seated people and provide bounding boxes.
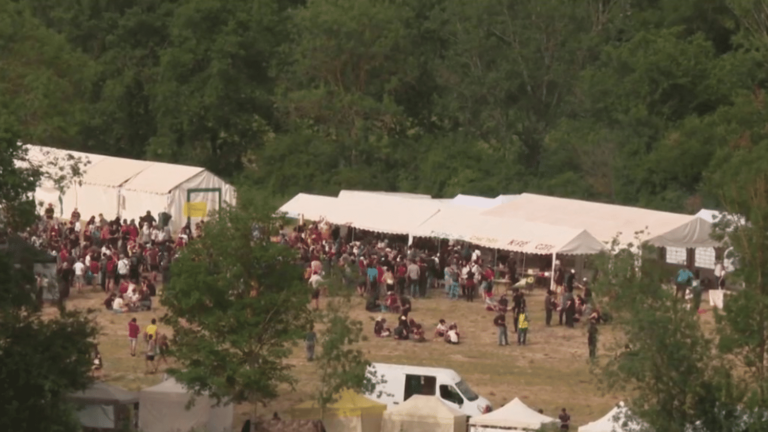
[366,292,412,315]
[572,295,605,324]
[103,278,155,313]
[434,319,460,344]
[374,315,427,342]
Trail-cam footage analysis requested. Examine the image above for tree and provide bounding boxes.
[589,240,737,431]
[161,192,312,432]
[0,4,99,430]
[312,293,375,414]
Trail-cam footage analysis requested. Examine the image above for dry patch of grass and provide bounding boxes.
[57,285,717,428]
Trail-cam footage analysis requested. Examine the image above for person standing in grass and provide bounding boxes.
[128,318,140,357]
[494,310,508,346]
[517,307,529,346]
[544,290,556,326]
[691,269,703,312]
[145,334,158,374]
[588,322,598,360]
[559,408,571,431]
[305,325,317,361]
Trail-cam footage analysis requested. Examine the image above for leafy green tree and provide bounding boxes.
[312,292,375,413]
[0,4,99,430]
[161,193,312,431]
[590,241,736,431]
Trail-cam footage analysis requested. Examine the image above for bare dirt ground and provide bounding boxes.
[56,283,717,428]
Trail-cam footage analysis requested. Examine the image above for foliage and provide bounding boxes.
[312,295,375,412]
[589,241,737,431]
[161,192,312,423]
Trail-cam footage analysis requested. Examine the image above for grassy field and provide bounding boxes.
[56,283,717,429]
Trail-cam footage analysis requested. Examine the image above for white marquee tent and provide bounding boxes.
[380,395,467,432]
[468,397,557,431]
[483,194,719,249]
[333,193,445,235]
[139,377,233,432]
[412,207,607,255]
[24,145,236,232]
[68,382,138,430]
[278,193,342,221]
[450,194,521,209]
[579,402,648,432]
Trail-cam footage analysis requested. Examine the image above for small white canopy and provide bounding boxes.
[333,193,444,235]
[413,207,607,255]
[483,194,719,249]
[380,395,467,432]
[468,397,557,431]
[579,402,648,432]
[278,193,341,221]
[138,377,233,432]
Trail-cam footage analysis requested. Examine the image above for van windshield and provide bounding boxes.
[455,379,478,401]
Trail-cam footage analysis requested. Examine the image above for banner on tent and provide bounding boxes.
[183,202,208,218]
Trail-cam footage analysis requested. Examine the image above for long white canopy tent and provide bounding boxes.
[482,193,719,250]
[21,144,237,232]
[333,192,445,235]
[412,206,607,256]
[278,193,343,222]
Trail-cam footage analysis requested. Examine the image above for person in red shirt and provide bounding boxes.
[128,220,139,242]
[89,254,100,287]
[128,317,140,356]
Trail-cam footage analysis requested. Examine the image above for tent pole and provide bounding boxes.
[494,249,498,268]
[550,252,557,291]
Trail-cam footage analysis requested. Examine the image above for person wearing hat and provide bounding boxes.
[581,277,592,304]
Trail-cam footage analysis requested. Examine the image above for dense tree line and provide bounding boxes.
[6,0,768,210]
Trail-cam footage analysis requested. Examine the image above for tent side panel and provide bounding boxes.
[138,391,211,432]
[77,404,115,429]
[121,189,170,226]
[62,184,120,221]
[169,171,235,233]
[207,403,234,432]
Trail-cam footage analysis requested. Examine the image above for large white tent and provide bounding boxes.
[483,194,718,249]
[277,193,341,221]
[579,402,648,432]
[24,145,236,232]
[138,377,233,432]
[468,397,557,431]
[413,207,607,255]
[380,395,467,432]
[333,193,445,235]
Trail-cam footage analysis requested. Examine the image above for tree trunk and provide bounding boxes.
[250,402,257,432]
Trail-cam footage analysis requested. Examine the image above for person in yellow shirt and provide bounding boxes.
[145,318,158,343]
[517,308,529,346]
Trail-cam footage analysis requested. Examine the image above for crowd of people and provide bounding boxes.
[287,218,607,356]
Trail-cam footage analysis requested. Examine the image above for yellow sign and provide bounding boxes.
[183,202,208,218]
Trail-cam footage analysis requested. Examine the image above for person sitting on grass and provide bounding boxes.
[444,323,460,345]
[393,323,409,340]
[112,294,129,313]
[434,319,448,338]
[411,323,426,342]
[384,291,400,313]
[374,317,391,337]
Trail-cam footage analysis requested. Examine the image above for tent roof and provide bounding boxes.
[333,194,444,235]
[338,190,432,200]
[483,194,719,248]
[142,377,193,394]
[413,207,607,255]
[278,193,341,221]
[121,162,205,194]
[469,397,556,430]
[287,389,386,419]
[68,382,138,405]
[579,402,647,432]
[81,157,151,187]
[23,144,219,193]
[385,395,466,421]
[450,194,499,209]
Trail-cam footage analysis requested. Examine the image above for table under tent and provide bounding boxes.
[286,389,387,432]
[380,395,466,432]
[67,382,139,431]
[468,397,557,432]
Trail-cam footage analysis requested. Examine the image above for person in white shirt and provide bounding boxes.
[117,255,130,283]
[308,273,324,289]
[112,295,127,313]
[73,260,86,292]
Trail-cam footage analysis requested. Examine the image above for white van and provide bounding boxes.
[364,363,492,417]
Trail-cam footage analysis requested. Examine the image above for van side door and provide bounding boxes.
[438,383,465,410]
[403,374,436,403]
